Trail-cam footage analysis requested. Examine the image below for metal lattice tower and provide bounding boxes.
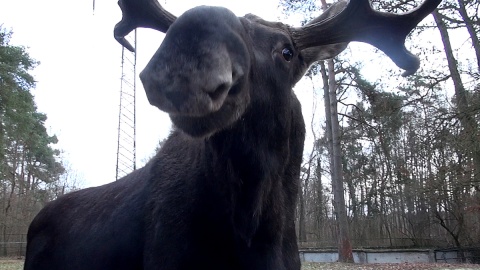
[115,30,137,180]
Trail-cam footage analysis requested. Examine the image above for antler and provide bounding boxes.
[114,0,176,52]
[292,0,442,76]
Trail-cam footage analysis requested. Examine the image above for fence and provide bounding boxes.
[434,247,480,264]
[298,237,440,249]
[0,234,26,258]
[2,235,479,265]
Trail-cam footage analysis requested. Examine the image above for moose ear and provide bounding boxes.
[301,42,349,67]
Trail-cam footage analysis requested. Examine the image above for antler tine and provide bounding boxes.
[292,0,442,76]
[114,0,176,52]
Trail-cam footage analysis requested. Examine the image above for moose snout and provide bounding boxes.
[139,62,235,117]
[202,73,232,102]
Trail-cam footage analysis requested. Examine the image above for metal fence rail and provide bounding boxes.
[434,247,480,264]
[0,242,26,257]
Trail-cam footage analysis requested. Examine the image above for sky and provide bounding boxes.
[0,0,430,188]
[0,0,294,187]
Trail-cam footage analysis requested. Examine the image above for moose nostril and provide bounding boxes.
[207,83,230,101]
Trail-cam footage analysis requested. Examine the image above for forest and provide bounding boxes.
[0,28,80,255]
[0,0,479,259]
[280,0,480,256]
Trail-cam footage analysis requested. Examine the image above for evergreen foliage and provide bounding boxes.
[0,27,67,255]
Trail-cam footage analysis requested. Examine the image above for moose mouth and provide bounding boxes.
[168,85,248,138]
[162,81,232,117]
[140,58,246,119]
[151,79,248,138]
[143,78,238,118]
[140,69,248,137]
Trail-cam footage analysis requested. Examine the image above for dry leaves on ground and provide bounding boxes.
[301,262,480,270]
[0,260,479,270]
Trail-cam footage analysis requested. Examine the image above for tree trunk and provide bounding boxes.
[320,57,354,262]
[318,0,354,259]
[456,0,480,72]
[328,59,354,262]
[315,155,325,233]
[298,181,307,243]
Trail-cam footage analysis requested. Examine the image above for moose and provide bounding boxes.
[24,0,441,269]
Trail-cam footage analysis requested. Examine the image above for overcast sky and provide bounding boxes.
[0,0,302,187]
[1,0,426,188]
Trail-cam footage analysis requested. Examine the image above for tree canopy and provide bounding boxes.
[282,0,480,254]
[0,27,68,255]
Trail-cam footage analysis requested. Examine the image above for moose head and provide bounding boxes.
[114,0,441,137]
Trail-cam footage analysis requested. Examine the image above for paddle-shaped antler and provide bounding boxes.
[114,0,176,52]
[292,0,442,76]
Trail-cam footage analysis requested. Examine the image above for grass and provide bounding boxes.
[0,260,23,270]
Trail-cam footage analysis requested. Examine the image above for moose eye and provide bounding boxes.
[282,47,294,62]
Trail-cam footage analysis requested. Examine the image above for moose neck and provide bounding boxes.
[208,85,293,179]
[205,81,294,233]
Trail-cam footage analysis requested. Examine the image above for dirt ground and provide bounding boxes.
[1,260,479,269]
